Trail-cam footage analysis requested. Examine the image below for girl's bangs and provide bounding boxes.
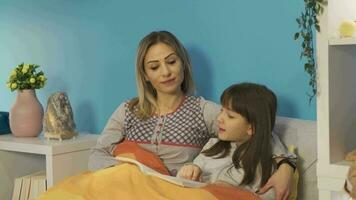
[221,88,247,118]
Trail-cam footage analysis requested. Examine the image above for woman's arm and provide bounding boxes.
[257,162,294,200]
[271,132,297,165]
[201,98,221,137]
[258,133,297,200]
[88,103,126,171]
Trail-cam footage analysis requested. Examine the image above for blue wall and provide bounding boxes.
[0,0,314,134]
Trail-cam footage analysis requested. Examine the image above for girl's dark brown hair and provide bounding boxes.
[203,82,276,187]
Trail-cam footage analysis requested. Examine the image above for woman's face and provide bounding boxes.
[217,106,252,145]
[144,43,184,96]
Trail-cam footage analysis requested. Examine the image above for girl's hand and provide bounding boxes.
[177,164,202,181]
[257,163,294,200]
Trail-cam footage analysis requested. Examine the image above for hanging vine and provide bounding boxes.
[294,0,327,103]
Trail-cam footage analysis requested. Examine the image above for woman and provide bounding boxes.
[88,31,295,200]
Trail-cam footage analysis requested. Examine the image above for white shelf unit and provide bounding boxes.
[316,0,356,199]
[0,133,98,200]
[329,38,356,46]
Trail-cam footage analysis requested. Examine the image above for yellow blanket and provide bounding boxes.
[38,141,260,200]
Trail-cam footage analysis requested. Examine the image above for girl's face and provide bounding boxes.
[144,43,184,96]
[217,106,253,145]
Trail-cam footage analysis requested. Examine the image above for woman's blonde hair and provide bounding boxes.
[128,31,195,119]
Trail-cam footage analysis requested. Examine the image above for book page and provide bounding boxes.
[28,177,39,200]
[15,171,45,200]
[116,156,207,188]
[29,172,46,200]
[11,178,22,200]
[19,176,31,200]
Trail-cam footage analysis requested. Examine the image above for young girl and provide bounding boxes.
[178,82,292,199]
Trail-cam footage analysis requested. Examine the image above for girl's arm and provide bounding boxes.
[177,164,202,181]
[88,103,126,171]
[177,138,219,181]
[177,149,206,181]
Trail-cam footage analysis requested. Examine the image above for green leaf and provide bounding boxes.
[320,6,324,14]
[304,63,310,70]
[296,18,301,25]
[295,0,325,102]
[315,24,320,32]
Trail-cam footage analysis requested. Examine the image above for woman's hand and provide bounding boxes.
[257,163,294,200]
[177,164,202,181]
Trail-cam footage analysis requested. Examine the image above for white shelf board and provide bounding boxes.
[0,133,98,155]
[318,160,351,178]
[329,37,356,45]
[317,176,346,192]
[317,161,351,193]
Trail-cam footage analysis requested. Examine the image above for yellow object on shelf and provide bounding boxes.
[339,20,356,38]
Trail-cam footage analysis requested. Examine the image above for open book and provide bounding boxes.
[116,156,207,188]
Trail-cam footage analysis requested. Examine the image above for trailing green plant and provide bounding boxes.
[6,63,47,91]
[295,0,327,103]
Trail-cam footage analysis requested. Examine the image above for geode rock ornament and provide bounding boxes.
[43,92,77,140]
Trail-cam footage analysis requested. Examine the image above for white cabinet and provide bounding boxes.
[316,0,356,199]
[0,133,98,200]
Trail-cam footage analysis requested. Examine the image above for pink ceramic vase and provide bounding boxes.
[9,89,44,137]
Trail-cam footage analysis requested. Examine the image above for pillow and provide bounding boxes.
[0,112,11,134]
[288,168,299,200]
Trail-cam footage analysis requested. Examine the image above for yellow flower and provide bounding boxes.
[30,78,36,83]
[10,70,17,77]
[11,83,17,89]
[7,63,46,91]
[39,75,46,81]
[22,64,30,74]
